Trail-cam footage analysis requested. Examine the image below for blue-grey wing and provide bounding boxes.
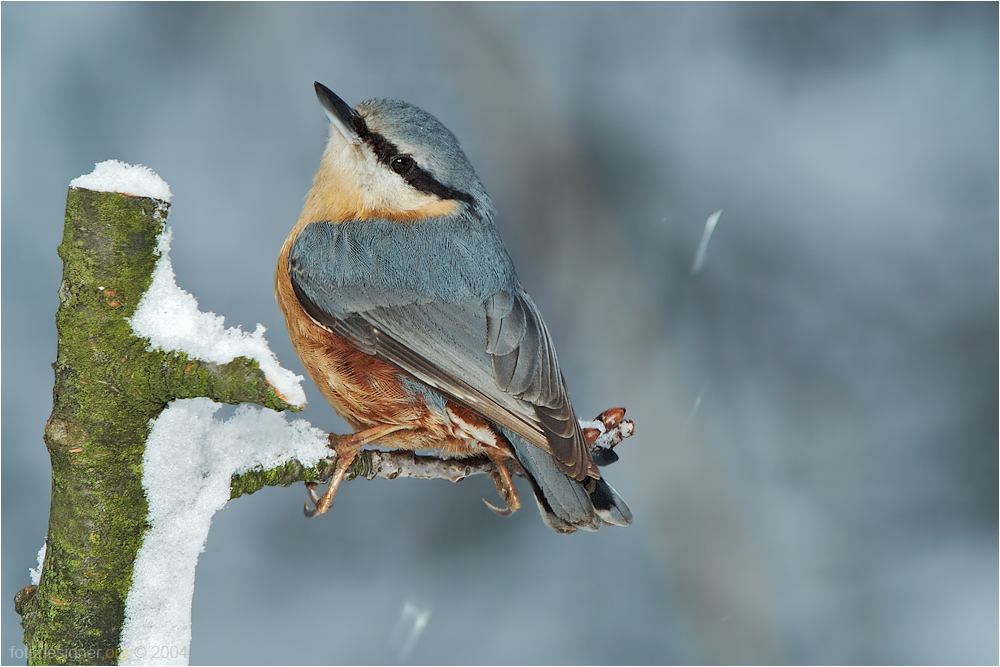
[484,289,594,479]
[288,219,596,481]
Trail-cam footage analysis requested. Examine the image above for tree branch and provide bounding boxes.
[229,450,498,500]
[229,415,636,500]
[17,185,300,666]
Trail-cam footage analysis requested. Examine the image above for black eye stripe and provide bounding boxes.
[355,120,398,165]
[405,167,473,204]
[354,119,473,204]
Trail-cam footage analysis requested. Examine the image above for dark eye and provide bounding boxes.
[390,155,415,175]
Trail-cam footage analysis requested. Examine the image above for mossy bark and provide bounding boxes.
[16,188,299,666]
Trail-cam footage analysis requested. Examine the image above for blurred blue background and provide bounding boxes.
[3,3,997,664]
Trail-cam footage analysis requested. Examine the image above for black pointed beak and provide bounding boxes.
[314,82,362,144]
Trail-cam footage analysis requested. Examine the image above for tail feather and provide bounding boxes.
[504,429,631,534]
[531,493,593,534]
[589,478,633,527]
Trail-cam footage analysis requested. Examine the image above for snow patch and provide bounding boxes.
[119,399,331,666]
[71,160,173,203]
[129,227,307,407]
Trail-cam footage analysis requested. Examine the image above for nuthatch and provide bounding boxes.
[276,82,632,533]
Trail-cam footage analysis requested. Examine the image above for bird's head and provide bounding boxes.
[305,82,491,224]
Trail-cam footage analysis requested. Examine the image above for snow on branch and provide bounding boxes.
[119,400,330,666]
[71,159,173,203]
[19,160,316,666]
[129,226,307,408]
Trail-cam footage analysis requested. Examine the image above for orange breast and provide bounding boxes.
[275,228,405,428]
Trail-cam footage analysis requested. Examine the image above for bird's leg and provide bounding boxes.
[441,402,521,517]
[482,447,520,517]
[305,423,407,518]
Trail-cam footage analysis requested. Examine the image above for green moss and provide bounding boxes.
[227,449,396,500]
[230,458,335,499]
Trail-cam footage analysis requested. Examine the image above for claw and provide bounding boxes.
[485,449,521,513]
[303,482,321,518]
[306,481,321,504]
[482,498,514,517]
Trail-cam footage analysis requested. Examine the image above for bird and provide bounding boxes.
[275,82,632,533]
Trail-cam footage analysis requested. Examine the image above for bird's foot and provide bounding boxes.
[483,449,520,517]
[482,499,514,517]
[303,433,359,518]
[304,424,406,518]
[303,481,322,518]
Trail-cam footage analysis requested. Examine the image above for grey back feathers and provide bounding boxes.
[290,215,515,311]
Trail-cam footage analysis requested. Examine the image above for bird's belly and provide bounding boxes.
[289,316,414,427]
